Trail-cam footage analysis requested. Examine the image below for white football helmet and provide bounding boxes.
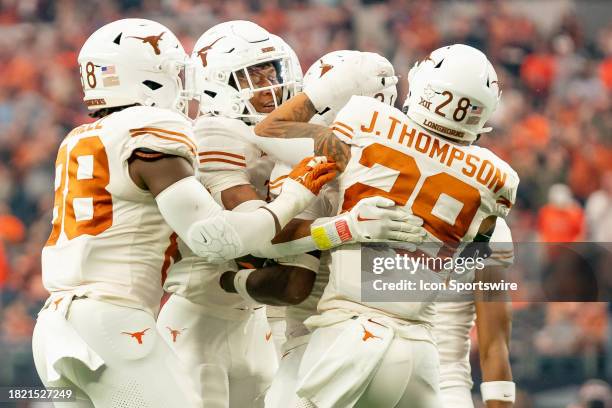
[404,44,501,142]
[77,18,190,115]
[304,50,398,126]
[190,20,302,123]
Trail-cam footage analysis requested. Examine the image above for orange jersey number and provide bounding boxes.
[46,136,113,246]
[342,143,481,244]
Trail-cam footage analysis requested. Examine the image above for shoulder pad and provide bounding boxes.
[118,107,196,167]
[333,96,397,144]
[195,116,262,171]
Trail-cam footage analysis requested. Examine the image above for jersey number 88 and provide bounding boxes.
[45,136,113,246]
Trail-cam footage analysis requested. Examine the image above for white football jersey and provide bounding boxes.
[163,116,273,308]
[41,106,197,316]
[317,96,519,324]
[195,115,273,200]
[434,218,514,390]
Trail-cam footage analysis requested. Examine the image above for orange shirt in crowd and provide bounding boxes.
[537,204,586,242]
[599,57,612,90]
[0,214,26,287]
[521,53,557,92]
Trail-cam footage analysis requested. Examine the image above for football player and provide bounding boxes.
[259,52,517,408]
[261,50,400,408]
[32,18,335,408]
[157,21,305,407]
[251,44,519,407]
[158,22,425,407]
[435,217,515,408]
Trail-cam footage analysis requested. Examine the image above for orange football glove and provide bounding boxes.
[288,156,337,195]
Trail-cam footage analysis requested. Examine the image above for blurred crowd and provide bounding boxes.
[0,0,610,406]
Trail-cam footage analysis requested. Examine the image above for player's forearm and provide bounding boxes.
[251,235,317,259]
[479,336,512,382]
[251,218,317,258]
[253,94,351,171]
[155,176,313,263]
[257,122,350,171]
[475,293,514,407]
[220,265,316,306]
[475,271,513,382]
[255,93,318,132]
[479,337,514,408]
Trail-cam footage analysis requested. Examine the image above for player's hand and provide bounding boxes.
[265,157,336,231]
[348,197,426,244]
[311,197,426,250]
[304,51,398,113]
[287,156,337,195]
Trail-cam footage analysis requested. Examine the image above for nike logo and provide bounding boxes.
[357,215,377,222]
[265,331,272,341]
[503,394,511,398]
[199,232,208,244]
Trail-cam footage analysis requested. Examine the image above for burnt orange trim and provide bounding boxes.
[130,128,197,153]
[198,150,246,160]
[496,197,513,208]
[199,158,247,167]
[268,182,285,190]
[333,121,354,132]
[237,261,256,269]
[331,126,353,140]
[133,150,165,159]
[130,126,190,139]
[130,131,196,156]
[269,174,288,185]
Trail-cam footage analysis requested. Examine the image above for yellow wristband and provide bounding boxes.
[311,225,334,250]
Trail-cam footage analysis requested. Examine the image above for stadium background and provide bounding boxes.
[0,0,610,406]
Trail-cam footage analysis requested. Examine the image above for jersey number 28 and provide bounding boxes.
[342,143,481,244]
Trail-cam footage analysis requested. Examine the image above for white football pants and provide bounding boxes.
[32,295,200,408]
[294,316,441,408]
[156,294,278,408]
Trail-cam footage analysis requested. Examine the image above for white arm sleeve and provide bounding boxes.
[231,197,317,258]
[242,132,314,167]
[251,235,317,259]
[156,176,315,263]
[156,176,276,263]
[233,197,319,259]
[250,184,338,259]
